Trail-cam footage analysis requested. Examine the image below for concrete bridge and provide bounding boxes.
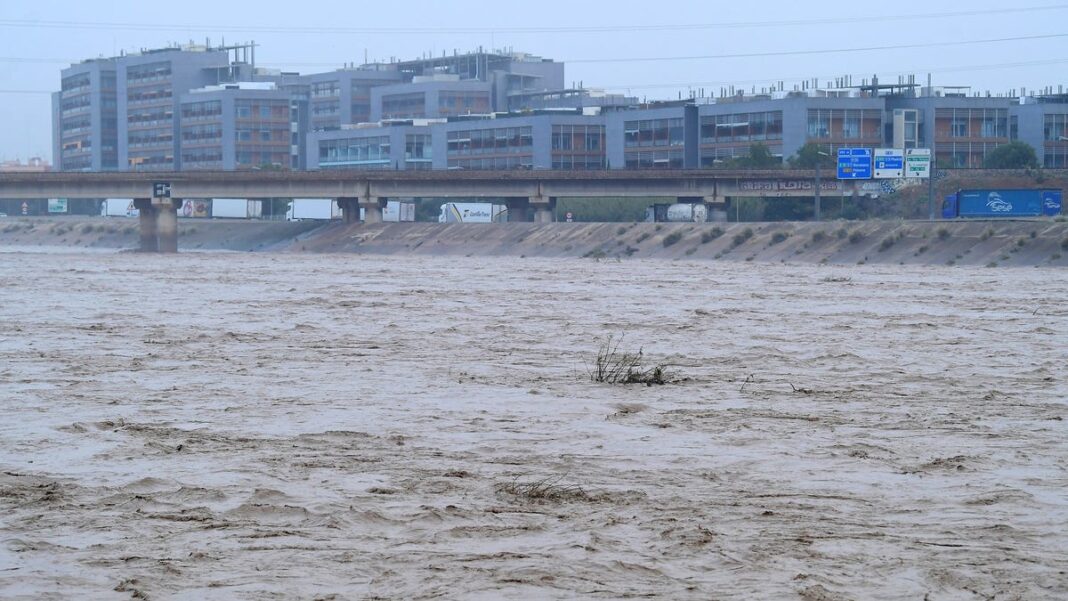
[0,169,868,252]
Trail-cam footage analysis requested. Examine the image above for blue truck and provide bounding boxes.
[942,189,1062,219]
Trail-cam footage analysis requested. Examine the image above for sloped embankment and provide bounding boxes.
[291,219,1068,268]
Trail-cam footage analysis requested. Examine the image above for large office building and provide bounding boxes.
[54,58,119,172]
[54,43,1068,173]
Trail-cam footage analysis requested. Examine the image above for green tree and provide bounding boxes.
[983,141,1039,169]
[788,143,835,169]
[737,143,782,169]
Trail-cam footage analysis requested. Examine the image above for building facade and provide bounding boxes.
[179,83,295,170]
[307,111,606,171]
[54,43,1067,174]
[53,59,119,172]
[1012,94,1068,168]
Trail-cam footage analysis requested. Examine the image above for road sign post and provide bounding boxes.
[904,148,934,218]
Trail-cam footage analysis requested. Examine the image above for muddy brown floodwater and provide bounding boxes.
[0,249,1066,600]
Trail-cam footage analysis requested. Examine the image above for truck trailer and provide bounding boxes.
[645,203,709,223]
[287,198,342,221]
[942,189,1062,219]
[438,202,507,223]
[212,199,263,219]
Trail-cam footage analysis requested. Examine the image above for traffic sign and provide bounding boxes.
[874,149,905,179]
[836,148,872,180]
[153,182,172,198]
[905,149,932,179]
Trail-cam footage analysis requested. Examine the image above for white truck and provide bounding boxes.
[438,202,507,223]
[212,198,263,219]
[287,198,342,221]
[101,199,138,218]
[382,201,416,222]
[288,199,415,222]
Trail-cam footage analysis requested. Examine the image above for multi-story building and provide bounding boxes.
[55,43,1068,174]
[118,47,239,171]
[371,76,493,121]
[179,83,295,170]
[391,50,565,112]
[891,91,1012,168]
[605,93,886,169]
[52,59,119,171]
[307,110,606,171]
[306,67,405,131]
[1012,92,1068,168]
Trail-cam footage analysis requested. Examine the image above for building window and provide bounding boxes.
[951,117,968,137]
[808,111,830,138]
[623,119,684,148]
[318,136,392,169]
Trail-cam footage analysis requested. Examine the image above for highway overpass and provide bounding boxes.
[0,169,870,252]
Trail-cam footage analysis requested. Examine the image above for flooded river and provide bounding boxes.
[1,250,1066,599]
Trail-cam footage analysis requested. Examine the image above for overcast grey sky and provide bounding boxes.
[1,0,1065,162]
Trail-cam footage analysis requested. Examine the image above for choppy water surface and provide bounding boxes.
[1,252,1066,599]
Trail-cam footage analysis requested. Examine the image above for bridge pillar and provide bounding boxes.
[157,200,179,253]
[505,198,530,222]
[337,198,359,224]
[134,199,158,252]
[531,196,556,223]
[360,197,385,224]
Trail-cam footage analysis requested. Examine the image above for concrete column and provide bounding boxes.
[157,201,179,253]
[359,197,384,224]
[504,198,529,222]
[531,196,556,223]
[133,199,158,252]
[338,198,359,224]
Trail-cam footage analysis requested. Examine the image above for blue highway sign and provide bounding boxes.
[837,148,872,180]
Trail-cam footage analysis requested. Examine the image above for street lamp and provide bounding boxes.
[814,150,830,221]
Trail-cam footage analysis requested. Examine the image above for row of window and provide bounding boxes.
[624,149,684,169]
[128,109,173,126]
[181,100,223,120]
[128,154,175,170]
[127,88,173,105]
[127,130,174,148]
[551,125,604,152]
[319,136,392,166]
[382,93,426,119]
[60,95,92,113]
[126,62,172,83]
[181,151,224,165]
[624,119,684,148]
[934,108,1008,139]
[235,102,289,120]
[806,109,883,140]
[62,115,92,133]
[236,151,288,167]
[700,112,784,143]
[181,124,223,142]
[448,156,532,170]
[552,155,606,170]
[236,128,289,143]
[447,127,534,155]
[438,92,490,115]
